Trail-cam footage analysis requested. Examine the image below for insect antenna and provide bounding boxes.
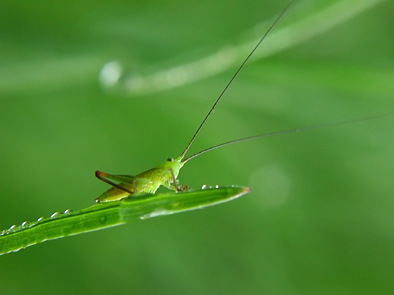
[182,113,392,163]
[179,0,294,160]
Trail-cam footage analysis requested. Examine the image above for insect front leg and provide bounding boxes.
[167,168,190,192]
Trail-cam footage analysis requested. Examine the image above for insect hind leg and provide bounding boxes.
[95,171,135,194]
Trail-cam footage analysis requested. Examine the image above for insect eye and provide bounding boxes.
[167,158,174,162]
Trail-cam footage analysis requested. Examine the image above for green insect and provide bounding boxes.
[94,0,295,203]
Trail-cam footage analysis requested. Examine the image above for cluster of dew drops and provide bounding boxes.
[201,185,220,189]
[0,209,74,236]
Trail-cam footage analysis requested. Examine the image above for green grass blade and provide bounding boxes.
[0,186,249,256]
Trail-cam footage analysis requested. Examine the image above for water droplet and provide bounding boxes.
[21,221,29,228]
[63,209,73,214]
[37,217,44,222]
[99,216,107,224]
[50,212,60,218]
[215,185,219,188]
[202,184,207,189]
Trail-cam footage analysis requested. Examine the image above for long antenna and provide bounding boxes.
[182,113,392,163]
[179,0,294,159]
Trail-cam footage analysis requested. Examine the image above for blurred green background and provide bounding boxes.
[1,0,393,294]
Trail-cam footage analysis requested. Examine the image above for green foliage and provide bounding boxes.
[0,0,393,294]
[0,187,249,255]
